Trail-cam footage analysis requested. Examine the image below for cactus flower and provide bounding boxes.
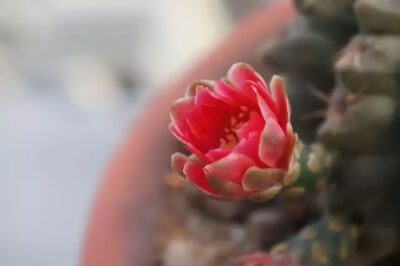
[169,63,296,199]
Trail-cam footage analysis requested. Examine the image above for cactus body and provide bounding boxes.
[260,0,400,265]
[355,0,400,34]
[270,217,357,266]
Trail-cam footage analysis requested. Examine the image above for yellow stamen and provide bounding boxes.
[219,138,227,148]
[233,122,245,130]
[226,134,238,147]
[230,117,237,126]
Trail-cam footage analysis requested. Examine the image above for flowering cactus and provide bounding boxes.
[161,0,400,265]
[156,0,400,265]
[169,63,297,199]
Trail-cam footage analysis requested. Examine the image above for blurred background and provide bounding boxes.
[0,1,268,265]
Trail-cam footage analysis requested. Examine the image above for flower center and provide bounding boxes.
[219,106,249,148]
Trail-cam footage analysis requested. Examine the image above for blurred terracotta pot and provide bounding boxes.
[82,1,296,265]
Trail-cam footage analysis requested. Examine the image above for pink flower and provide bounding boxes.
[169,63,296,199]
[237,252,297,266]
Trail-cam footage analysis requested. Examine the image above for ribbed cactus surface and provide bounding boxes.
[261,0,400,264]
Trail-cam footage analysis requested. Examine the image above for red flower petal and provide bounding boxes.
[247,80,278,112]
[270,75,289,127]
[226,64,277,112]
[214,80,256,108]
[277,123,297,169]
[214,80,243,106]
[238,252,275,266]
[183,160,216,196]
[238,252,298,266]
[234,132,263,166]
[207,176,249,199]
[195,85,231,109]
[253,85,278,122]
[186,105,225,147]
[242,167,286,191]
[170,97,196,136]
[204,152,255,185]
[206,147,232,161]
[171,152,188,178]
[185,79,215,97]
[227,63,267,89]
[169,123,209,162]
[258,118,286,167]
[236,111,265,140]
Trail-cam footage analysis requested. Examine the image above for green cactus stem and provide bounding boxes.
[251,142,335,201]
[355,0,400,34]
[317,88,395,154]
[282,142,334,198]
[261,16,344,78]
[335,35,400,97]
[294,0,355,22]
[269,216,358,266]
